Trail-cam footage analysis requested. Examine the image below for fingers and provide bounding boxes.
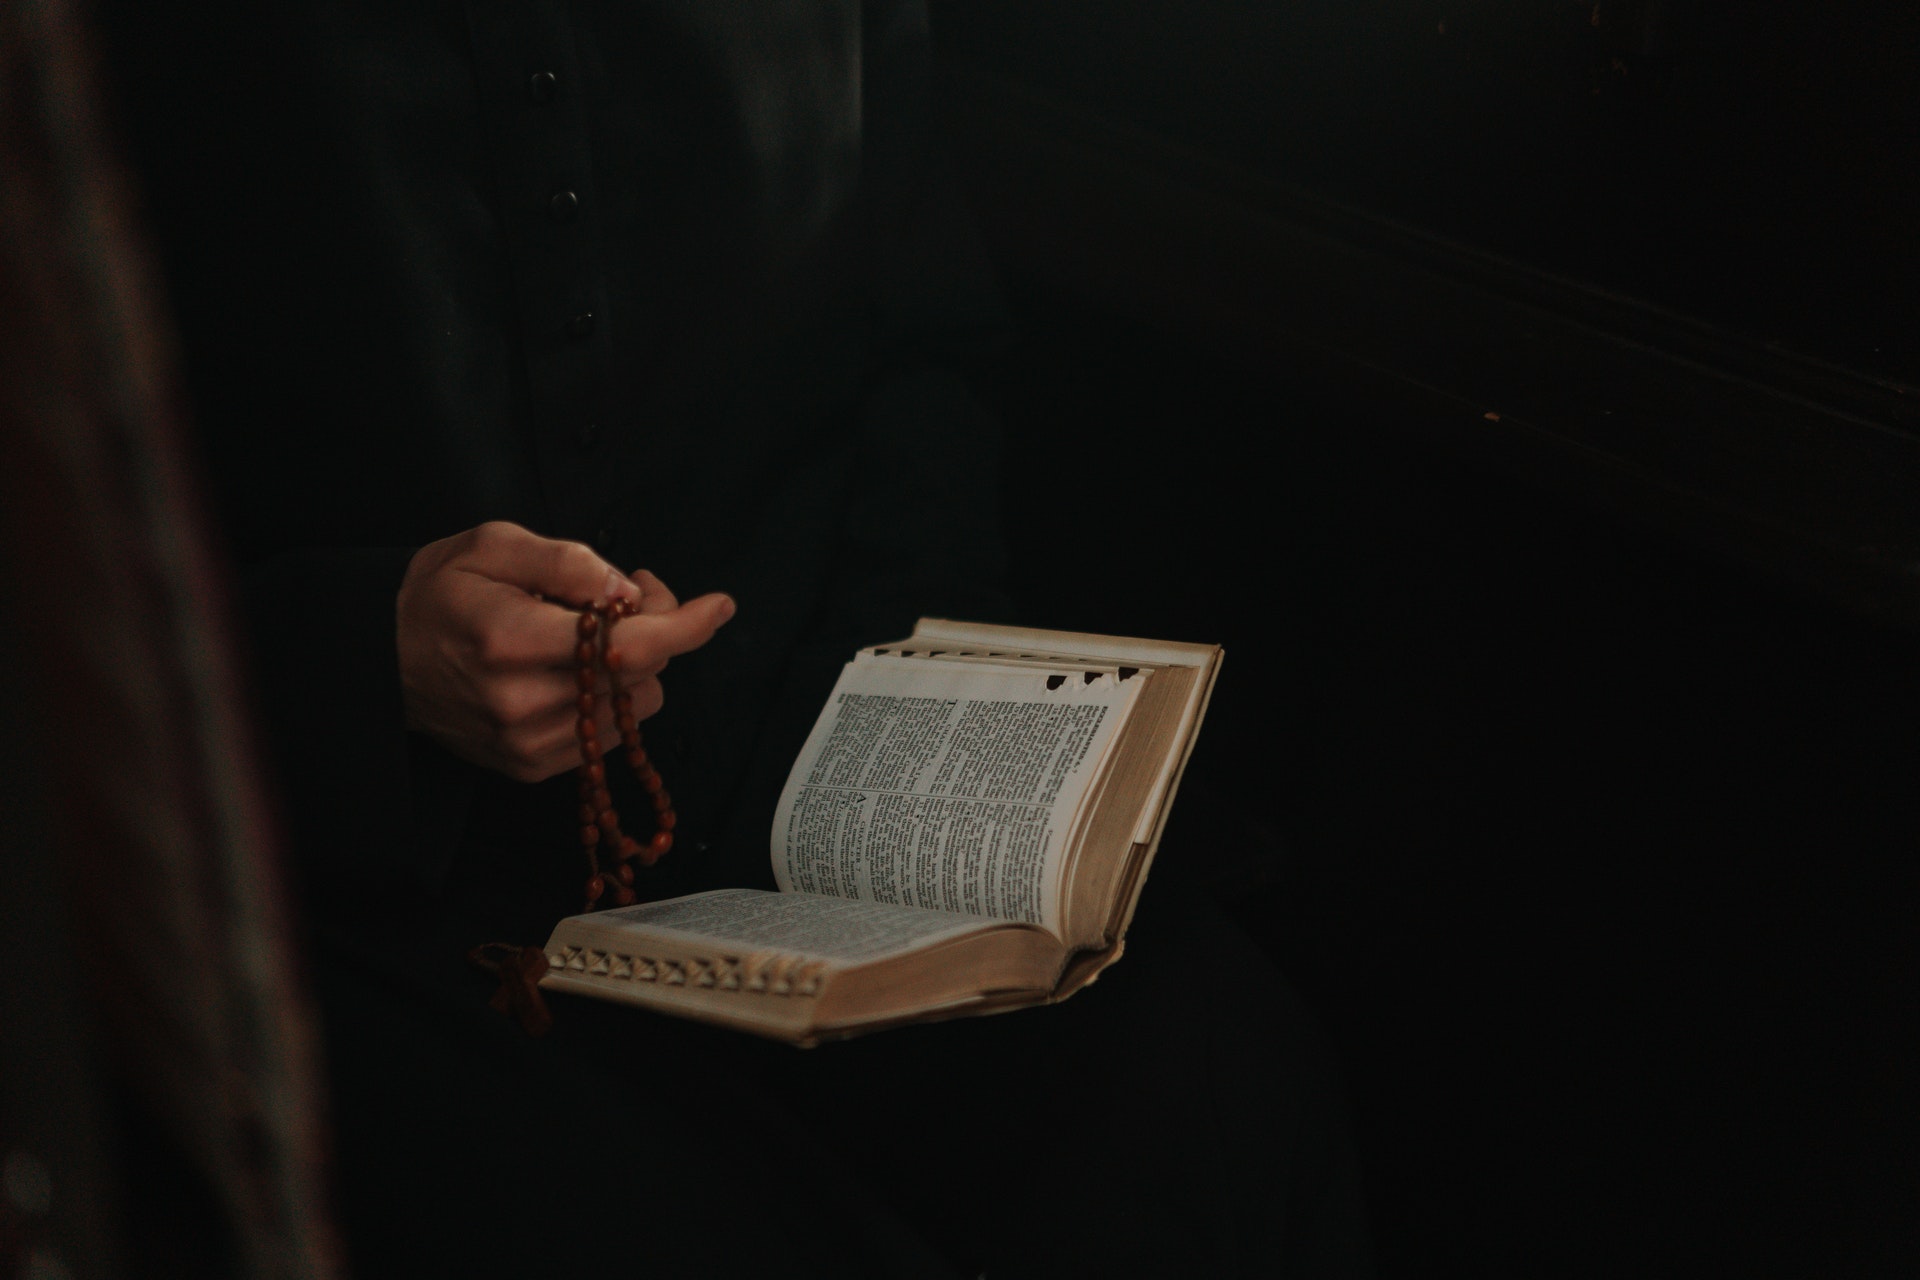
[607,591,735,671]
[629,568,679,615]
[495,675,666,783]
[459,520,643,611]
[465,584,731,679]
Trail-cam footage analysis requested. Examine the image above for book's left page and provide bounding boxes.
[770,654,1141,937]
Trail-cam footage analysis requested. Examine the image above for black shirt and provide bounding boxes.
[99,0,1010,922]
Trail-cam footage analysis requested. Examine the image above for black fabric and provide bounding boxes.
[99,0,1006,903]
[317,866,1364,1280]
[95,2,1370,1273]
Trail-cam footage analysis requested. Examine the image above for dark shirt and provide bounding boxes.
[94,10,1370,1277]
[99,0,1010,926]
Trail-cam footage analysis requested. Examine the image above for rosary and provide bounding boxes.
[473,598,680,1035]
[572,598,676,907]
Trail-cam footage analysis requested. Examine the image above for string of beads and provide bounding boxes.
[574,599,676,911]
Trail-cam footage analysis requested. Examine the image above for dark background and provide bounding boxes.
[927,2,1920,1276]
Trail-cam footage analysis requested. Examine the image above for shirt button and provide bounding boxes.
[549,189,579,222]
[577,422,602,449]
[567,311,596,340]
[529,71,558,103]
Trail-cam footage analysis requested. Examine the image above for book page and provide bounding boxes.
[584,888,1000,966]
[771,657,1139,934]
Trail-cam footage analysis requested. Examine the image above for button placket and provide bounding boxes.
[467,0,616,531]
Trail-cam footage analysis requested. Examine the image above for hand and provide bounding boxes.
[396,521,735,782]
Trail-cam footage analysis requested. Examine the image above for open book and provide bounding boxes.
[539,619,1222,1045]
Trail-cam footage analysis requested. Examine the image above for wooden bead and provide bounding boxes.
[578,613,597,635]
[576,667,595,692]
[619,836,641,858]
[651,789,672,812]
[577,693,595,716]
[598,809,620,833]
[614,863,634,886]
[657,809,677,830]
[580,824,599,848]
[627,748,649,769]
[585,762,604,784]
[609,884,636,907]
[648,831,673,857]
[578,802,596,825]
[639,770,662,793]
[585,874,605,903]
[582,738,602,762]
[605,649,624,672]
[576,642,595,665]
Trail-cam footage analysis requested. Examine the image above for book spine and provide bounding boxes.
[545,944,828,998]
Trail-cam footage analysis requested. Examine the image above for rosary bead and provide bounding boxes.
[648,831,673,857]
[576,641,595,665]
[657,809,677,830]
[576,667,596,692]
[578,802,597,825]
[577,692,595,716]
[619,836,641,858]
[585,762,605,785]
[578,612,598,635]
[639,769,662,794]
[605,648,624,673]
[580,824,599,848]
[651,788,672,812]
[583,738,602,762]
[627,748,649,769]
[585,874,605,903]
[598,809,621,833]
[609,884,636,907]
[614,863,634,886]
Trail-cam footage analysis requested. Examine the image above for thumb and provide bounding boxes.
[464,523,644,610]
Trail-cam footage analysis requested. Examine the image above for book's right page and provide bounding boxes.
[771,654,1141,940]
[904,620,1224,989]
